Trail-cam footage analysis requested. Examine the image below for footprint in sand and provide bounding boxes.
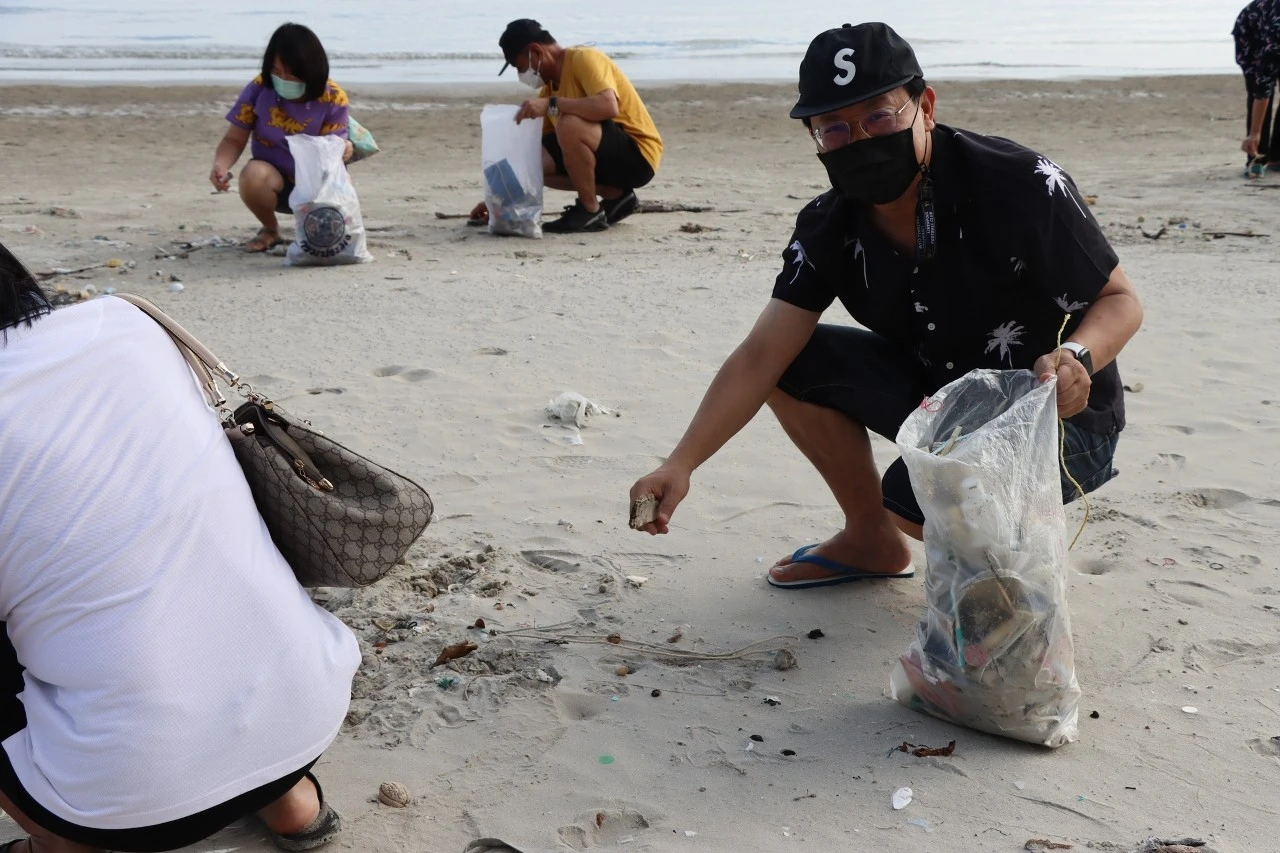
[557,809,651,850]
[1247,736,1280,759]
[372,365,436,382]
[1178,487,1254,510]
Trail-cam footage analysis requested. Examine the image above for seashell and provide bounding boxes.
[377,781,411,808]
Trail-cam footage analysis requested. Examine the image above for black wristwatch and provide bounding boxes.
[547,96,559,118]
[1060,342,1094,376]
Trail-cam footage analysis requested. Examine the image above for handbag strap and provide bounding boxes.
[113,293,240,411]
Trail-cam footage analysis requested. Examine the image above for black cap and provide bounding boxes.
[498,18,553,76]
[790,22,923,119]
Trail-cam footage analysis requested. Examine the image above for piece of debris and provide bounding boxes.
[773,649,798,671]
[637,200,717,214]
[749,734,764,742]
[1140,226,1167,240]
[807,628,825,640]
[763,696,781,706]
[606,632,622,644]
[470,618,486,630]
[667,629,683,643]
[1090,710,1101,719]
[377,781,411,808]
[897,740,956,757]
[891,786,913,810]
[431,641,478,668]
[1124,382,1145,393]
[45,206,80,218]
[625,575,648,588]
[615,664,630,676]
[679,222,720,233]
[629,494,659,530]
[651,688,662,697]
[1024,840,1073,851]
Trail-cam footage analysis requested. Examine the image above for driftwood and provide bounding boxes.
[434,212,473,219]
[1207,230,1269,238]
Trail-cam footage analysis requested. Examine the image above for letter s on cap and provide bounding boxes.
[833,48,856,86]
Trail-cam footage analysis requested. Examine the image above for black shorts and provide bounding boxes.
[276,178,295,214]
[543,120,655,191]
[776,325,1119,526]
[0,626,318,852]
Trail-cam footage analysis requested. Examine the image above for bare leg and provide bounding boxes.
[764,389,914,584]
[256,775,320,836]
[237,160,286,249]
[0,790,103,853]
[551,116,603,212]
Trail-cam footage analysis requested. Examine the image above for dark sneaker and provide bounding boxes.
[543,200,607,233]
[601,190,639,224]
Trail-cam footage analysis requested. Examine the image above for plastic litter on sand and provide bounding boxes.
[892,786,913,809]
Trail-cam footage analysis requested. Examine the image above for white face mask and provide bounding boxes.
[518,54,544,90]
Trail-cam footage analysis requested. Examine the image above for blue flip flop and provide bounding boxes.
[766,544,915,590]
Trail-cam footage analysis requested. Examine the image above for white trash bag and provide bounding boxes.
[889,368,1080,748]
[284,134,373,266]
[480,104,544,239]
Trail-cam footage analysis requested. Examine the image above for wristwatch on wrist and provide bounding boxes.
[547,96,559,118]
[1059,341,1094,376]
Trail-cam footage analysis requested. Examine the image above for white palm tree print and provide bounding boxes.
[986,320,1025,366]
[1055,294,1089,312]
[786,239,814,285]
[1034,157,1086,218]
[852,237,869,288]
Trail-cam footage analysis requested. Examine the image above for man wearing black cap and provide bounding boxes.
[629,22,1143,589]
[469,19,663,233]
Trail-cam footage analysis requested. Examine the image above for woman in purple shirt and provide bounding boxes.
[209,23,353,252]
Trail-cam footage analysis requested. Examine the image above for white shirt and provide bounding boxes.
[0,297,360,829]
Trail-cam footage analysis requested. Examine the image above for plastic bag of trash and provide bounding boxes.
[889,368,1080,748]
[480,104,544,238]
[284,134,373,266]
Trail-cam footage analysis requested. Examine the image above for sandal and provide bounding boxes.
[270,773,343,851]
[245,228,283,253]
[1,840,24,852]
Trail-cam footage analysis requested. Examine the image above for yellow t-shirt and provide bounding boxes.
[542,46,662,172]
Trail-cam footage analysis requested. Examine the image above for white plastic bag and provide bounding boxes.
[480,104,544,239]
[284,135,373,266]
[889,368,1080,748]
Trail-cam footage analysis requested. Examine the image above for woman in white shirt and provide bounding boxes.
[0,241,361,853]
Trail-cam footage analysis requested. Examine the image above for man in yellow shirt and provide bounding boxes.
[472,19,663,233]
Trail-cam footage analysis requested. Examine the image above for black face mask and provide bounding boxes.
[817,124,922,205]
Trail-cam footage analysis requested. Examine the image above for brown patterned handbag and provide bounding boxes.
[117,293,433,587]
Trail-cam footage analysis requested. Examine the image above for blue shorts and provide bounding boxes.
[777,324,1119,526]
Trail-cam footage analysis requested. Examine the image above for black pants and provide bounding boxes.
[776,325,1119,526]
[1246,85,1280,162]
[542,119,655,191]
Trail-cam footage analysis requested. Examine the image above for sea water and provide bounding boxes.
[0,0,1248,85]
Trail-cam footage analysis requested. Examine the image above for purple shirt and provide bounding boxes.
[226,76,349,180]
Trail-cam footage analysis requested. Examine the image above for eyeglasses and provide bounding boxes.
[811,99,917,152]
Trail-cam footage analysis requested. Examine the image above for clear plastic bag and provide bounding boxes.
[284,135,373,266]
[889,368,1080,748]
[480,104,544,239]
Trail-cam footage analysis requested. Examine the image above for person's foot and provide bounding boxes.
[245,228,283,252]
[600,190,639,224]
[265,774,342,851]
[543,200,608,233]
[767,526,913,586]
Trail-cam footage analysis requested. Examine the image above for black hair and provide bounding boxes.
[261,23,330,102]
[0,240,51,343]
[904,77,928,99]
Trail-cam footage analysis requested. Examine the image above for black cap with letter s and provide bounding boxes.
[790,22,923,119]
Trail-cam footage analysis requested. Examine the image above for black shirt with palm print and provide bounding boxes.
[772,124,1124,436]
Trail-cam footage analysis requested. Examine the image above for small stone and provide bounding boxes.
[1090,710,1100,719]
[615,665,630,676]
[774,649,798,671]
[377,781,411,808]
[807,628,825,640]
[749,734,764,742]
[651,688,662,698]
[168,282,184,293]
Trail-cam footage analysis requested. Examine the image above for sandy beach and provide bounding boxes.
[1,74,1278,852]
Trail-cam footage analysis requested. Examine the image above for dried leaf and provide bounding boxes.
[898,740,957,757]
[432,641,478,668]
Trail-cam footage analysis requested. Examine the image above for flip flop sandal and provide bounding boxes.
[766,544,916,590]
[245,229,283,252]
[270,773,343,851]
